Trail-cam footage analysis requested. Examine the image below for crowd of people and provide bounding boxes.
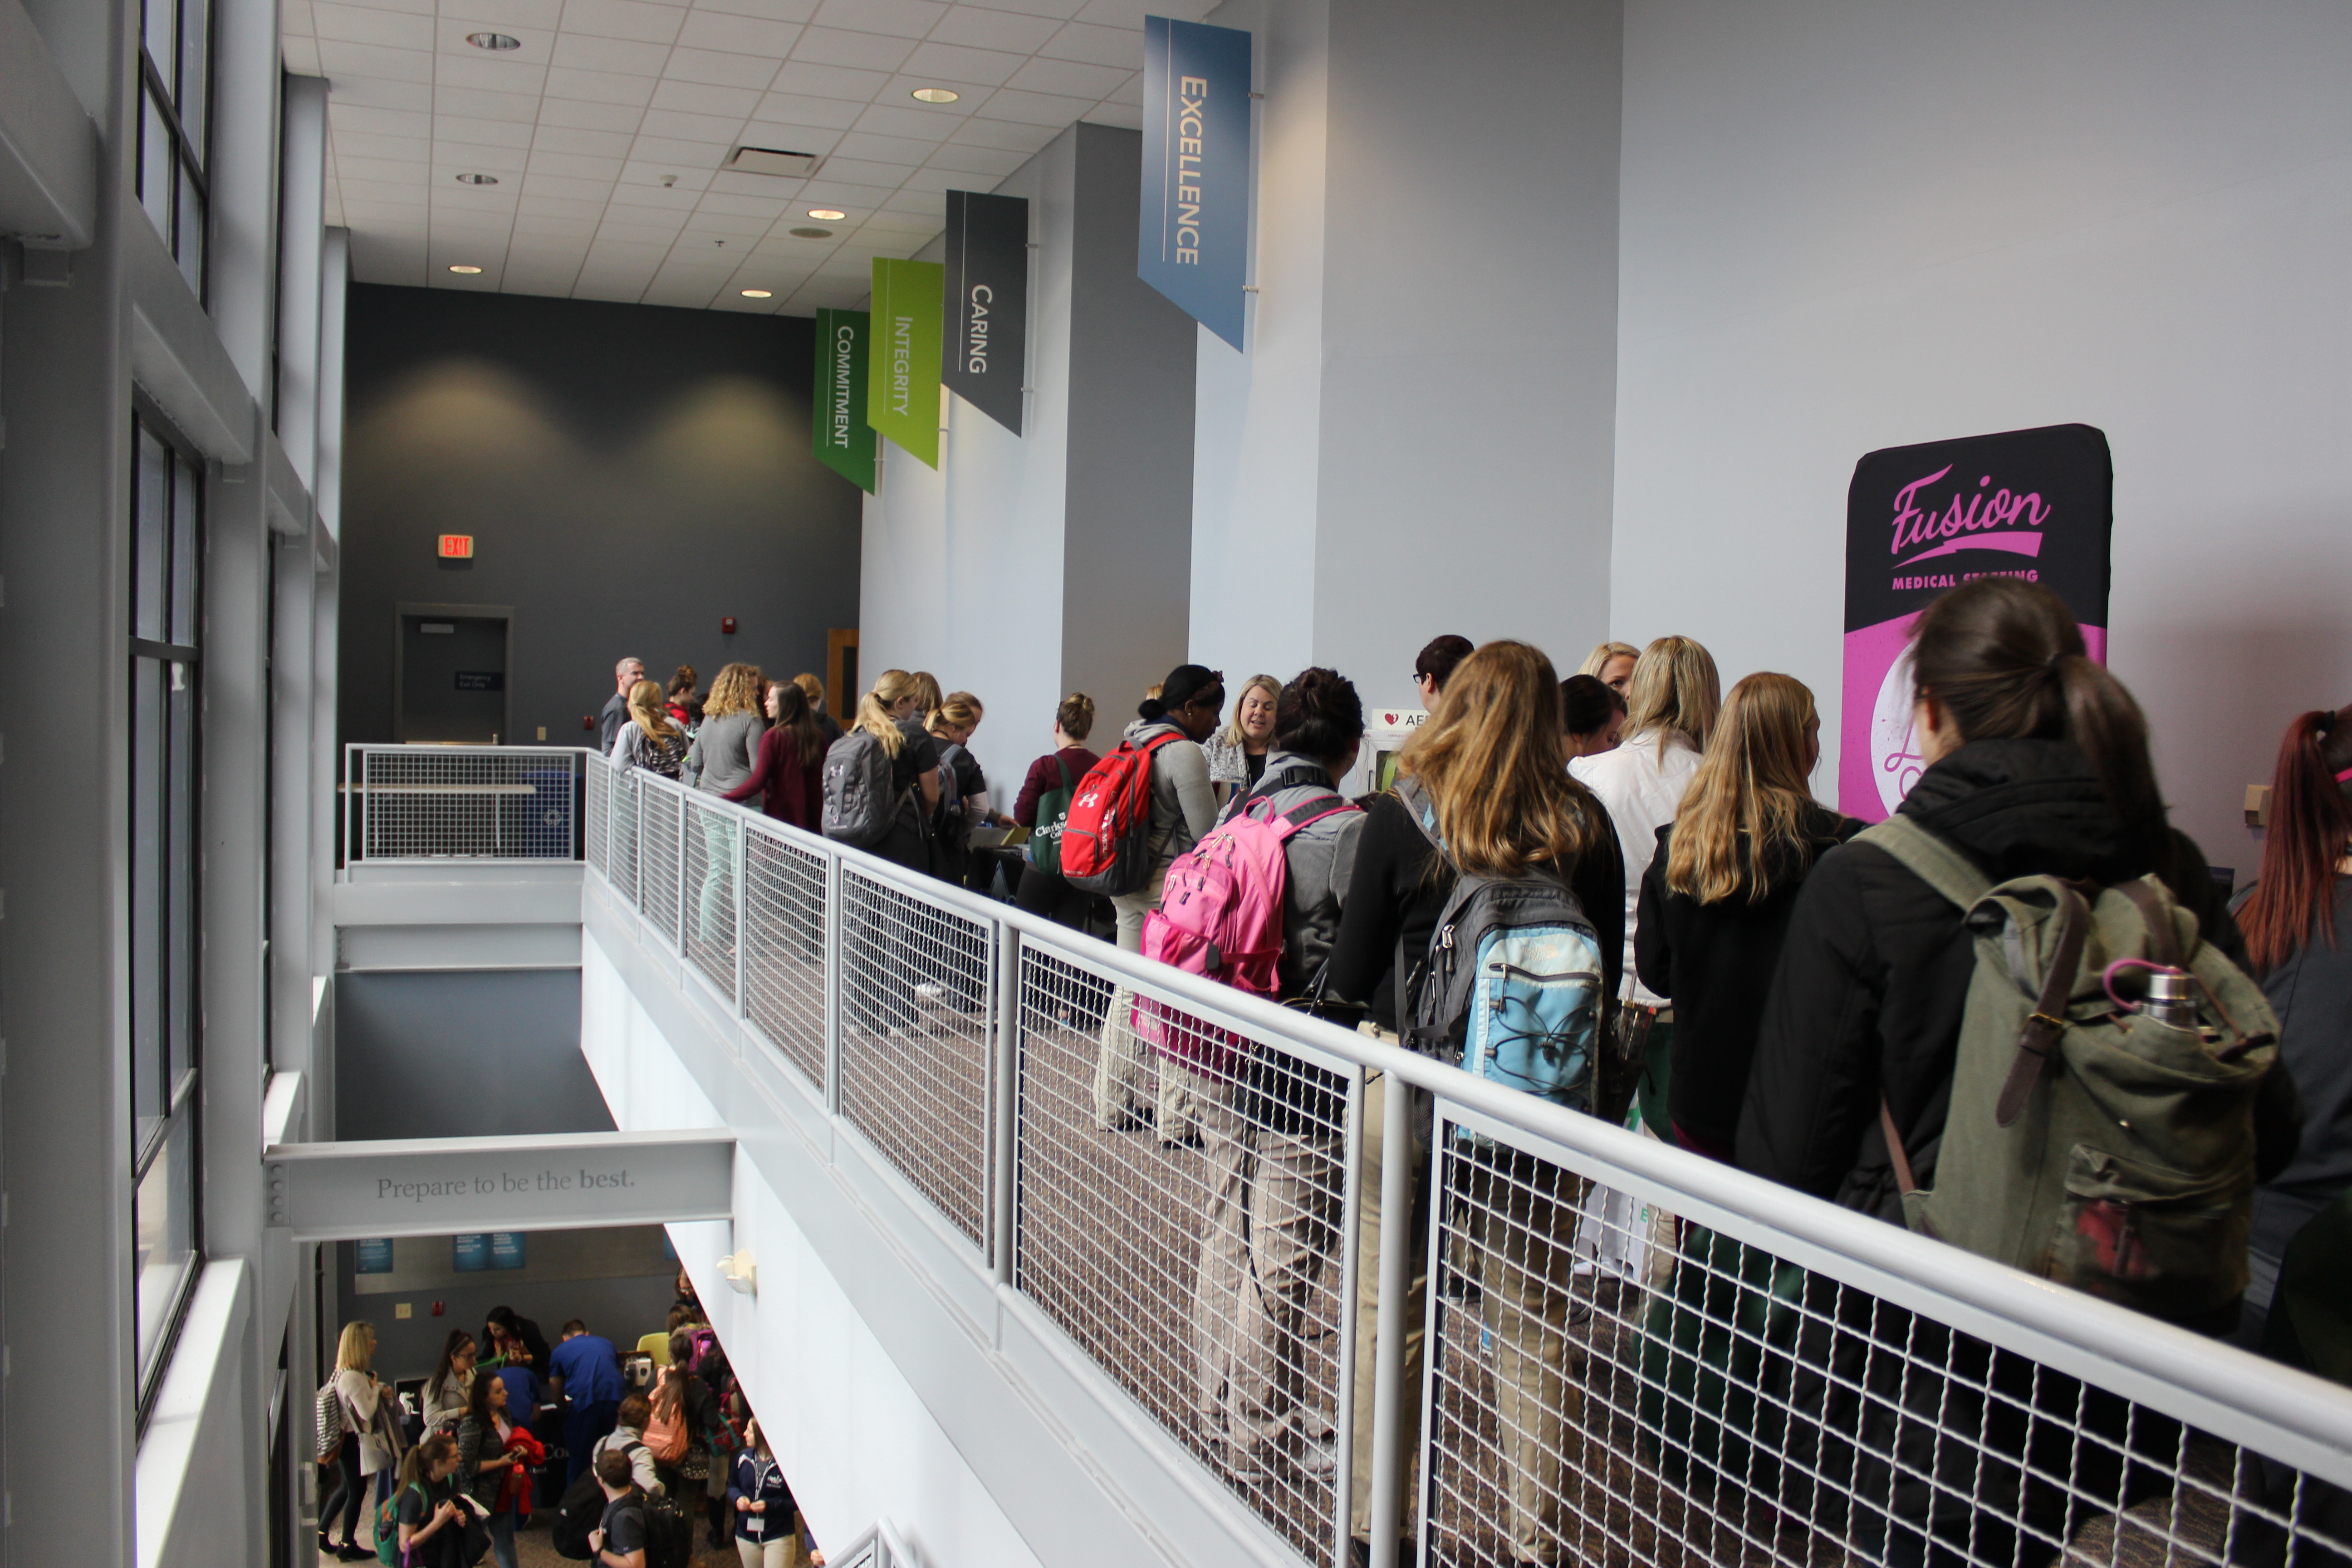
[318,1274,820,1568]
[588,580,2352,1568]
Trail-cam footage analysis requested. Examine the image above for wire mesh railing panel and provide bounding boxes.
[353,747,581,860]
[1418,1119,2352,1568]
[584,756,609,878]
[835,865,995,1250]
[640,785,682,948]
[608,773,639,904]
[741,823,830,1092]
[1012,943,1354,1559]
[681,795,740,1006]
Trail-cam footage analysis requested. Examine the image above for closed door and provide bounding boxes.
[399,614,508,742]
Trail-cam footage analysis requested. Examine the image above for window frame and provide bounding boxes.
[134,0,212,300]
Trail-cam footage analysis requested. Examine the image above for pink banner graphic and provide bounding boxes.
[1839,426,2113,822]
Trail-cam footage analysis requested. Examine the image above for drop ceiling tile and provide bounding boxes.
[737,120,843,154]
[1099,68,1140,105]
[921,139,1025,176]
[573,279,651,302]
[312,3,436,49]
[512,214,601,238]
[333,130,431,162]
[675,9,804,55]
[526,171,625,199]
[943,114,1054,152]
[832,130,943,164]
[1083,98,1140,129]
[752,89,868,127]
[503,268,588,298]
[693,0,818,21]
[432,18,548,58]
[789,26,916,72]
[766,61,884,101]
[878,187,944,216]
[662,47,785,89]
[435,142,530,172]
[632,130,740,162]
[696,190,793,217]
[957,0,1083,17]
[1072,0,1203,23]
[538,97,646,131]
[647,80,762,118]
[807,0,943,38]
[596,222,687,246]
[439,53,551,92]
[551,33,671,74]
[892,164,968,195]
[531,123,636,157]
[899,41,1026,86]
[614,163,711,196]
[852,101,974,139]
[560,0,687,44]
[852,207,936,233]
[544,65,662,106]
[1035,19,1135,66]
[701,170,801,201]
[681,213,774,240]
[349,0,433,15]
[926,6,1058,51]
[338,198,431,221]
[526,150,626,180]
[640,106,748,142]
[330,102,434,138]
[1002,56,1126,98]
[436,113,540,147]
[643,277,728,308]
[795,178,900,208]
[813,156,915,187]
[519,193,612,217]
[434,85,544,122]
[337,175,432,201]
[446,0,565,29]
[337,153,432,182]
[316,39,435,82]
[327,74,436,110]
[284,0,317,34]
[972,86,1094,126]
[283,37,323,71]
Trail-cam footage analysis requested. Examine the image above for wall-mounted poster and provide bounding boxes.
[453,1233,490,1272]
[356,1238,395,1274]
[1840,424,2113,822]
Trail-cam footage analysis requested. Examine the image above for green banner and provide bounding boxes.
[868,258,943,469]
[812,309,876,492]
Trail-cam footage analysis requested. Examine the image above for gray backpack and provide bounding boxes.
[822,730,899,847]
[1863,813,2278,1322]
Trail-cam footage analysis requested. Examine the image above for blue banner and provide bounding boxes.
[489,1232,527,1271]
[356,1238,395,1274]
[1140,15,1251,350]
[452,1234,490,1272]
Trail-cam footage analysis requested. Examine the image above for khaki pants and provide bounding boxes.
[1349,1064,1430,1545]
[1090,881,1201,1138]
[1455,1152,1588,1564]
[1191,1068,1340,1473]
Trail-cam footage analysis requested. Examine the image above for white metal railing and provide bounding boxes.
[342,744,588,864]
[441,746,2352,1568]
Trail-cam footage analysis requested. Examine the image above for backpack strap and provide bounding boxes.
[1854,813,1994,909]
[1996,882,2091,1127]
[2112,878,2183,967]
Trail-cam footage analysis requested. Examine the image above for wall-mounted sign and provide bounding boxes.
[489,1231,526,1270]
[357,1238,395,1274]
[868,258,944,469]
[453,1233,490,1272]
[1140,15,1252,351]
[1840,423,2113,821]
[455,671,504,691]
[438,534,475,559]
[812,308,877,493]
[943,190,1029,436]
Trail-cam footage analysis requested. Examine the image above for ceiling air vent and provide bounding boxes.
[725,147,822,178]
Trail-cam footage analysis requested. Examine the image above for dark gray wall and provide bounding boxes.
[334,970,612,1141]
[1061,123,1199,705]
[338,286,864,747]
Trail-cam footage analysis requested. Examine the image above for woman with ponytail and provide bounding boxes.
[2229,706,2352,1349]
[1737,577,2298,1568]
[850,668,941,874]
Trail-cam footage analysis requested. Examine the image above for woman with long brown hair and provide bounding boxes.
[1324,639,1623,1566]
[724,680,827,832]
[1635,672,1856,1161]
[2229,705,2352,1350]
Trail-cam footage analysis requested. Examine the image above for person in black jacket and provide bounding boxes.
[1323,639,1623,1566]
[1637,672,1857,1161]
[1736,578,2300,1568]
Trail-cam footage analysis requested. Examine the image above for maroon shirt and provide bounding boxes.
[724,726,825,832]
[1014,746,1100,827]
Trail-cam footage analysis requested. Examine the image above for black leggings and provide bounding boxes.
[1015,863,1093,930]
[320,1441,366,1544]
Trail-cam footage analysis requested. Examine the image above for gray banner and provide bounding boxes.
[943,189,1029,436]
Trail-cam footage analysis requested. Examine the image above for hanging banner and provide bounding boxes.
[1840,423,2113,822]
[812,308,876,493]
[867,258,944,469]
[943,190,1029,436]
[1140,15,1251,351]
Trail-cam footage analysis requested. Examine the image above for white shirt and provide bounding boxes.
[1570,730,1701,1008]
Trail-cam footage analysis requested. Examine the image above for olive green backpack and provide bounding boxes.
[1861,813,2279,1323]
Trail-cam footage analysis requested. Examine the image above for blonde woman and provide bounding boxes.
[610,680,689,779]
[1634,673,1854,1160]
[791,671,845,747]
[1323,640,1624,1564]
[1569,633,1720,1129]
[849,669,942,873]
[1579,639,1640,697]
[332,1321,402,1534]
[925,693,991,889]
[1200,673,1281,805]
[687,663,768,951]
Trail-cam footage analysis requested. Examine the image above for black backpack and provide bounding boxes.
[549,1471,604,1560]
[642,1493,693,1568]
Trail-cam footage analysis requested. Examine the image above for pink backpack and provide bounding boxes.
[1136,788,1358,1075]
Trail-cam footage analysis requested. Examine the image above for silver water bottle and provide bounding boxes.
[2140,967,2202,1029]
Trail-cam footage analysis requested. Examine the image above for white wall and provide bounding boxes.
[1612,0,2352,872]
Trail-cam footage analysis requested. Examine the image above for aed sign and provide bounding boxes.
[438,534,475,559]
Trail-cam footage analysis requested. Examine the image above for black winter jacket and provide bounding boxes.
[1735,738,2299,1225]
[1636,804,1861,1155]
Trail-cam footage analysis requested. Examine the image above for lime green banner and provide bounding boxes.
[812,308,876,493]
[868,258,943,469]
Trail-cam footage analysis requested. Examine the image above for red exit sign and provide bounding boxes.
[438,534,475,559]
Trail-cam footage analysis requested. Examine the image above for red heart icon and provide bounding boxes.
[1383,713,1397,725]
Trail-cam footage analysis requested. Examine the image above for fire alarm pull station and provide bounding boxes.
[721,617,737,634]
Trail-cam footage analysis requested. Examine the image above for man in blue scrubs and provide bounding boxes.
[548,1318,626,1484]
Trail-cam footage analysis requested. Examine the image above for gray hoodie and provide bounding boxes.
[687,710,765,796]
[1229,750,1364,996]
[1123,718,1220,885]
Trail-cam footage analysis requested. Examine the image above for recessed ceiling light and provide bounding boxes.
[910,87,960,104]
[466,31,520,49]
[740,289,773,299]
[789,227,833,239]
[448,264,483,274]
[807,208,846,221]
[454,172,499,185]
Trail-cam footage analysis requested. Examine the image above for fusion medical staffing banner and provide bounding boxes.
[812,308,876,492]
[1840,422,2113,822]
[943,190,1029,436]
[868,258,944,469]
[1140,15,1251,350]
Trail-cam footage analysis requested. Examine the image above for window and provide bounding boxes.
[137,0,210,298]
[132,414,202,1400]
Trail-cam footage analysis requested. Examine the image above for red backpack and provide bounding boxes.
[1058,731,1186,896]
